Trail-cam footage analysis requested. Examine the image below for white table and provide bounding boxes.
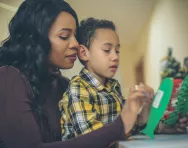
[117,134,188,148]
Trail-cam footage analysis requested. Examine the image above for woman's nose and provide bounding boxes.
[70,36,79,49]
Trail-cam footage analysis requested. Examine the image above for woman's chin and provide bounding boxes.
[60,63,74,70]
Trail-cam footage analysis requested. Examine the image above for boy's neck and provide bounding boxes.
[85,67,106,86]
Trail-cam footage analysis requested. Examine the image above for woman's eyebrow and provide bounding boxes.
[58,28,72,32]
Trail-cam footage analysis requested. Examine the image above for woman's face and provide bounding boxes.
[48,12,79,69]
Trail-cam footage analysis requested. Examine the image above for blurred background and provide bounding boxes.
[0,0,188,97]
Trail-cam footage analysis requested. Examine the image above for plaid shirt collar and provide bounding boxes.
[79,68,119,92]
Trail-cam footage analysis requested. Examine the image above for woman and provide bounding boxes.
[0,0,186,148]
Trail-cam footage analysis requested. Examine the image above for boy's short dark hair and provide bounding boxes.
[77,17,116,65]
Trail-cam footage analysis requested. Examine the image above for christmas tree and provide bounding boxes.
[160,47,187,80]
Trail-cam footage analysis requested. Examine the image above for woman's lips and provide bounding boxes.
[67,53,77,62]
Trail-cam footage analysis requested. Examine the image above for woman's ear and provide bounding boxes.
[77,44,89,61]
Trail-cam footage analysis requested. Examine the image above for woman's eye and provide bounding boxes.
[59,36,69,40]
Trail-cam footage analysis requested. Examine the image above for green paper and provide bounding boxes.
[141,78,173,138]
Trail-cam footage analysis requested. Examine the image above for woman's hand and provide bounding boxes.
[159,112,188,134]
[176,113,188,133]
[120,83,154,134]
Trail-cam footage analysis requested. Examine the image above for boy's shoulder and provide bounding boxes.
[70,75,83,84]
[69,76,121,88]
[68,75,91,88]
[64,75,92,101]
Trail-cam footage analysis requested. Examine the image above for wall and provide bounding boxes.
[3,0,187,96]
[134,0,188,91]
[0,8,14,42]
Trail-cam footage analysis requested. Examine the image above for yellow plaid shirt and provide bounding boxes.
[59,68,126,140]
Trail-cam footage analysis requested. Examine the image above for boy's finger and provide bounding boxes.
[130,91,152,104]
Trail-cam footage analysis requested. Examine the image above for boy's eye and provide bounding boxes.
[59,36,69,40]
[116,50,120,54]
[104,49,111,53]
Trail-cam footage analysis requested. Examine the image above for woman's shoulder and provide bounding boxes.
[0,65,21,73]
[0,65,26,80]
[0,65,32,92]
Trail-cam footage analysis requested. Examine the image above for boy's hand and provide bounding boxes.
[120,83,154,134]
[126,83,154,115]
[137,102,152,125]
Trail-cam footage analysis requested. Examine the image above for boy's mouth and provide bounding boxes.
[109,65,118,72]
[110,65,118,68]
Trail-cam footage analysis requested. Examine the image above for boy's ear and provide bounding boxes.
[78,44,89,61]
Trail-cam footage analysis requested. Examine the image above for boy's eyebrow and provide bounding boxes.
[117,44,121,48]
[103,43,121,48]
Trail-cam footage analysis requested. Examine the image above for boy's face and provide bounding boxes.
[87,28,120,80]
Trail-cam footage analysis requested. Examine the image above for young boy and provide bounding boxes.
[59,17,126,140]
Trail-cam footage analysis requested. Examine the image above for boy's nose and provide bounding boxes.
[111,51,119,62]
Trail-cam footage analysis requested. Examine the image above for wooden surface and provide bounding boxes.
[117,134,188,148]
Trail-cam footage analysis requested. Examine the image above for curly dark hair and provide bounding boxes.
[0,0,79,142]
[77,17,116,65]
[78,17,116,48]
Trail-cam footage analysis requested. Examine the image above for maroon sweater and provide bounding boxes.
[0,66,125,148]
